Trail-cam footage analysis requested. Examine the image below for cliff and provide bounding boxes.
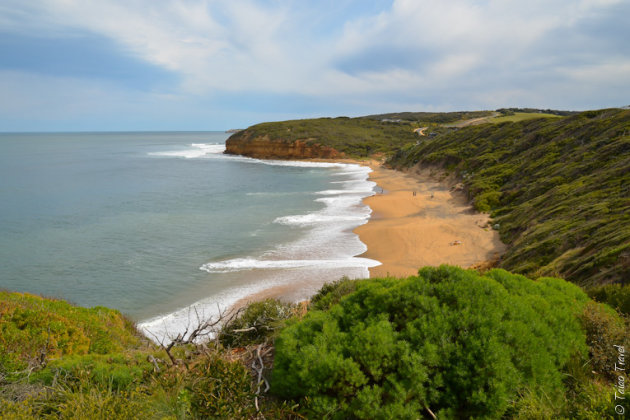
[224,117,418,158]
[225,133,344,159]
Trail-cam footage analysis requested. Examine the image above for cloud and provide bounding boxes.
[0,0,629,130]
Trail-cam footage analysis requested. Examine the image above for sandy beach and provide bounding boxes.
[354,163,505,278]
[229,160,505,309]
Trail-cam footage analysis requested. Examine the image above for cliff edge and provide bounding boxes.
[225,132,344,159]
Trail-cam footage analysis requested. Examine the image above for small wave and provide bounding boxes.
[316,188,375,195]
[200,257,380,273]
[149,143,225,159]
[274,214,368,226]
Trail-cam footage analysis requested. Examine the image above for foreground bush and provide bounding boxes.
[0,291,142,374]
[272,266,590,419]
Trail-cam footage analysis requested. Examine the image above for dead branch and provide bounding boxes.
[147,355,162,373]
[231,326,258,333]
[425,404,437,420]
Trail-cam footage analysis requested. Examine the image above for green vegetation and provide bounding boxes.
[362,110,494,124]
[388,108,630,287]
[272,266,624,419]
[0,292,297,419]
[218,298,300,348]
[587,283,630,315]
[2,266,628,418]
[0,291,142,374]
[228,116,418,157]
[490,112,562,123]
[495,107,577,117]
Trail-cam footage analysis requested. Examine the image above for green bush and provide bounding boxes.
[309,276,358,311]
[187,354,256,419]
[587,283,630,315]
[271,266,589,419]
[578,300,630,379]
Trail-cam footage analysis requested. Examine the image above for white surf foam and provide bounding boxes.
[200,257,380,273]
[149,143,226,159]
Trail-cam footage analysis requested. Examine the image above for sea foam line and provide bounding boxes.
[200,257,380,273]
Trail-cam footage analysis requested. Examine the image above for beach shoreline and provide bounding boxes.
[353,162,505,278]
[228,158,506,309]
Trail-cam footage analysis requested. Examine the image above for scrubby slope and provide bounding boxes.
[388,109,630,286]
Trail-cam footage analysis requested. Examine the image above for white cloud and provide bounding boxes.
[0,0,628,129]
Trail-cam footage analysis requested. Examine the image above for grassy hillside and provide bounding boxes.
[227,117,418,157]
[388,108,630,287]
[361,110,493,124]
[2,267,628,419]
[489,112,562,123]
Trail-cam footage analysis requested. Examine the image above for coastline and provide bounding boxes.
[228,158,506,310]
[138,148,506,341]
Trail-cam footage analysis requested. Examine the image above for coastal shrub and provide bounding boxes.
[0,386,159,419]
[271,266,589,419]
[309,276,358,311]
[0,291,142,374]
[219,299,297,348]
[578,300,629,379]
[31,352,151,391]
[588,283,630,315]
[186,353,256,418]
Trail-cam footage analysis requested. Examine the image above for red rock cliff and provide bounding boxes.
[225,134,344,159]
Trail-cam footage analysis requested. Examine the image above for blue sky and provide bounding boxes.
[1,0,629,131]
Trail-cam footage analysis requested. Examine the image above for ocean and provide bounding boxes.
[0,132,378,341]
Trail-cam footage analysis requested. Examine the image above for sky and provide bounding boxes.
[0,0,629,131]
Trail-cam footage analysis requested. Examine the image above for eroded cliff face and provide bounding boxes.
[225,134,344,159]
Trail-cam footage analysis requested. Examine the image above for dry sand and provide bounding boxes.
[354,162,505,278]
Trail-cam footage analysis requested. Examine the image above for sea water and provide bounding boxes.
[0,132,378,342]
